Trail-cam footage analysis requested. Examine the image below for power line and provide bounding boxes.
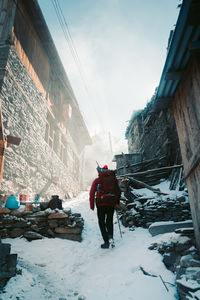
[51,0,80,74]
[51,0,105,130]
[54,0,87,90]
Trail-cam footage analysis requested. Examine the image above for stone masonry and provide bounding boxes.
[149,232,200,300]
[0,206,84,242]
[120,191,191,229]
[0,239,17,289]
[0,45,82,199]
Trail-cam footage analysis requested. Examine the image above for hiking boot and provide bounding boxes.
[101,243,109,249]
[108,238,115,248]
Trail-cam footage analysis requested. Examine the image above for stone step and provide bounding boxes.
[148,220,193,236]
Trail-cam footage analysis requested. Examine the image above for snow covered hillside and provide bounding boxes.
[1,191,178,300]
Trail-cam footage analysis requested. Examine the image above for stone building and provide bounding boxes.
[125,105,181,166]
[153,0,200,252]
[0,0,91,200]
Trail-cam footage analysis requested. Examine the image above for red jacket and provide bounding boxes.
[89,176,121,210]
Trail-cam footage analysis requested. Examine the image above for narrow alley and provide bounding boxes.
[1,190,177,300]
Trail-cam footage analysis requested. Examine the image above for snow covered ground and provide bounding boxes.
[1,190,179,300]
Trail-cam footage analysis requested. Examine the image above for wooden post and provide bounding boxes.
[127,176,168,196]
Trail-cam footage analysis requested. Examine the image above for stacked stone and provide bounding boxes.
[0,207,84,242]
[148,233,200,299]
[120,196,191,228]
[0,239,17,289]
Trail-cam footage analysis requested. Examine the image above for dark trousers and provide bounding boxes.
[97,206,115,243]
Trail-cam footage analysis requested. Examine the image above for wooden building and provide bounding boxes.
[113,153,143,176]
[0,0,91,199]
[154,0,200,251]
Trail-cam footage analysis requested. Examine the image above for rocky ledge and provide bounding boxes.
[0,207,84,242]
[149,230,200,300]
[120,193,191,229]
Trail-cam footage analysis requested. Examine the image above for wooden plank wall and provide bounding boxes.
[186,164,200,252]
[173,54,200,251]
[12,1,50,98]
[0,0,16,43]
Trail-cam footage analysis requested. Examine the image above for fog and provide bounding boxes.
[84,131,127,186]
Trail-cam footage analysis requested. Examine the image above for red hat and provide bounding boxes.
[103,165,108,169]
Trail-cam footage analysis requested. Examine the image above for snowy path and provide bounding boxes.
[1,192,178,300]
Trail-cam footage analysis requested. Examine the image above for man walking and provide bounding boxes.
[89,165,121,249]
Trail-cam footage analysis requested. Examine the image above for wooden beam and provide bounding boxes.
[126,176,168,196]
[123,164,183,177]
[116,155,168,171]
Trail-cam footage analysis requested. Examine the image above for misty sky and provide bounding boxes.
[38,0,180,142]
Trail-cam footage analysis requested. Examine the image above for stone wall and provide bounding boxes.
[0,206,84,242]
[149,231,200,300]
[0,45,83,199]
[0,239,18,289]
[120,192,191,229]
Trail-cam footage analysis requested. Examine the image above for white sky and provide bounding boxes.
[2,183,184,299]
[37,0,180,141]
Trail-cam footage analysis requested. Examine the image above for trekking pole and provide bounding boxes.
[116,209,123,238]
[96,161,101,173]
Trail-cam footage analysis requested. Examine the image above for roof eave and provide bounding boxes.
[154,0,200,110]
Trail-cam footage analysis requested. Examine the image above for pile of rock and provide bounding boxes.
[148,232,200,299]
[0,239,18,289]
[0,207,84,242]
[120,194,191,229]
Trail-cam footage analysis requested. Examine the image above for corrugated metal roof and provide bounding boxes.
[155,0,200,108]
